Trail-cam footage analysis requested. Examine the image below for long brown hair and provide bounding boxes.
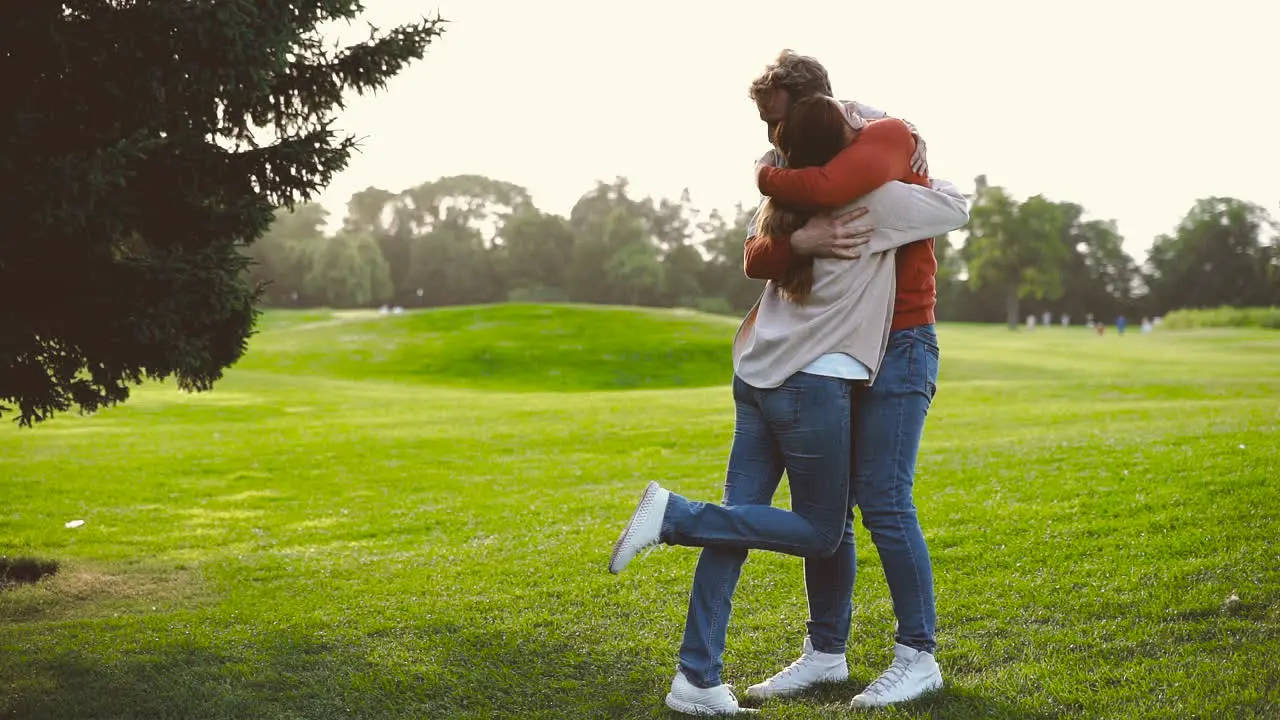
[758,96,854,303]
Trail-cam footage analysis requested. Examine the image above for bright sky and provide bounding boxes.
[318,0,1278,259]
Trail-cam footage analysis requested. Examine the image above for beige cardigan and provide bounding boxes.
[732,179,969,388]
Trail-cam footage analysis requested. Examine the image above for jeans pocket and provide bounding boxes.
[920,332,940,357]
[762,384,804,430]
[887,327,916,350]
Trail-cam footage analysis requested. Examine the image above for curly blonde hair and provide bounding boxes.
[748,50,833,107]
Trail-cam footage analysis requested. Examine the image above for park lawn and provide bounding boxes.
[1,306,1278,720]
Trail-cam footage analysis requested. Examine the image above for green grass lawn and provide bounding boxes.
[2,305,1278,719]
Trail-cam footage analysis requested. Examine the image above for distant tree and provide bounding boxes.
[344,186,407,295]
[646,189,697,254]
[964,177,1071,329]
[1074,218,1137,319]
[697,206,766,313]
[932,232,975,322]
[662,244,706,308]
[502,209,576,299]
[388,175,532,305]
[646,189,705,306]
[1012,201,1140,324]
[1144,198,1277,313]
[1270,204,1280,306]
[244,203,330,306]
[1,2,444,425]
[602,210,663,306]
[567,179,651,304]
[303,231,392,308]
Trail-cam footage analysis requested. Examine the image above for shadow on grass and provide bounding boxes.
[3,623,669,720]
[733,679,1063,720]
[5,623,1065,720]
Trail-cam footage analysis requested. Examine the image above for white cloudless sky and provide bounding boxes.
[318,0,1278,258]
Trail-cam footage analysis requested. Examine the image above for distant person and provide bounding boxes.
[1062,314,1071,327]
[1027,314,1037,331]
[1042,311,1052,327]
[1117,315,1127,335]
[1141,317,1153,333]
[1086,312,1095,328]
[609,70,968,715]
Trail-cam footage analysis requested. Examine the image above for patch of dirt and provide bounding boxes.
[0,563,207,623]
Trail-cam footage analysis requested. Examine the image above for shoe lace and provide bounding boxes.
[863,657,912,696]
[771,653,823,684]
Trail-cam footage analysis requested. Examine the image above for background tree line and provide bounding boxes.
[247,173,1280,326]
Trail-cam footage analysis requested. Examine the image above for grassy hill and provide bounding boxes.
[237,304,1280,394]
[1,305,1278,719]
[236,304,740,391]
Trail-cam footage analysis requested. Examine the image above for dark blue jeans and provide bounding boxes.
[661,371,854,688]
[804,325,941,654]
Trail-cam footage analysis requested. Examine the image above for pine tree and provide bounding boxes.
[0,2,445,425]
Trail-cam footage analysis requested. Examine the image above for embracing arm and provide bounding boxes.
[847,101,929,176]
[742,200,794,280]
[756,118,917,209]
[867,179,970,254]
[743,233,792,280]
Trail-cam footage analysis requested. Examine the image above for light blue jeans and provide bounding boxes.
[661,371,854,688]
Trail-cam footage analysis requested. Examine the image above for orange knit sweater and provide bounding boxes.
[746,118,938,331]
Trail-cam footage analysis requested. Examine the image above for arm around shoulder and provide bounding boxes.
[756,119,915,208]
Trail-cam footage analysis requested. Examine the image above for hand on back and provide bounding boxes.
[791,207,872,260]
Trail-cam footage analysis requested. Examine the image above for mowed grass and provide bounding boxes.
[1,305,1278,720]
[236,304,740,391]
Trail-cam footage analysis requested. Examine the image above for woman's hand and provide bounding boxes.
[790,208,873,260]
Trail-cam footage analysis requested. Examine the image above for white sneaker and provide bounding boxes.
[746,637,849,699]
[665,671,741,716]
[608,481,670,574]
[850,643,943,708]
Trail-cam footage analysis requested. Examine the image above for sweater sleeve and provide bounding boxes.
[866,179,970,254]
[756,118,916,208]
[741,200,793,279]
[846,100,888,120]
[743,233,792,279]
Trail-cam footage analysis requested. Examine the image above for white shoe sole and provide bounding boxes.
[850,674,943,707]
[665,693,749,716]
[608,481,663,574]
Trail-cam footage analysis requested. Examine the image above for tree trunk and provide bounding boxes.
[1006,288,1020,330]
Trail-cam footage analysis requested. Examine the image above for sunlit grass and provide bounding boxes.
[2,307,1277,719]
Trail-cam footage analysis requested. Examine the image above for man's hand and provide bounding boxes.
[901,120,928,176]
[790,207,872,260]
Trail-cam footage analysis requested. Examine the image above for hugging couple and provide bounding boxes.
[608,50,970,715]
